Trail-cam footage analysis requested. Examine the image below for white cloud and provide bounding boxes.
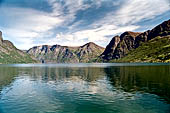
[114,0,170,25]
[46,0,169,46]
[1,28,38,50]
[42,25,139,47]
[0,0,169,50]
[93,0,170,26]
[48,0,91,25]
[0,0,92,49]
[1,7,64,32]
[32,0,170,48]
[0,6,64,49]
[54,0,169,47]
[49,0,169,46]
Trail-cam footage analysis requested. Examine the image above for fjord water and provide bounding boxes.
[0,63,170,113]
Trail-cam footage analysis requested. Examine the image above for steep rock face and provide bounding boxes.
[135,19,170,48]
[27,42,105,63]
[101,32,141,60]
[101,19,170,61]
[112,32,141,59]
[101,36,120,60]
[0,31,37,64]
[0,31,3,42]
[0,31,3,45]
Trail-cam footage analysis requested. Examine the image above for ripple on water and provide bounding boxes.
[0,64,170,113]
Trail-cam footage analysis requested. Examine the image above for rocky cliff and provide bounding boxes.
[101,19,170,61]
[0,31,37,64]
[27,42,105,63]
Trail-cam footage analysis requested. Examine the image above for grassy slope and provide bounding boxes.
[0,52,37,64]
[111,36,170,63]
[0,44,37,64]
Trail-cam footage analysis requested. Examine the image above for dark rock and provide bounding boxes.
[0,31,3,43]
[101,32,141,60]
[101,36,120,60]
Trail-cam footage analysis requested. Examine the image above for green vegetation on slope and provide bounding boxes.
[111,36,170,63]
[0,42,37,64]
[0,51,37,64]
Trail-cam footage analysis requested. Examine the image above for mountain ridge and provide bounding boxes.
[101,19,170,61]
[27,42,105,63]
[0,19,169,64]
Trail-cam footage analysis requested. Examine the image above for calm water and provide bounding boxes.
[0,63,170,113]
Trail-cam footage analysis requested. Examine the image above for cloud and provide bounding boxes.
[48,0,91,26]
[53,0,169,47]
[47,0,170,47]
[0,28,38,50]
[114,0,170,25]
[0,6,64,49]
[1,7,64,30]
[0,0,169,50]
[42,25,139,47]
[92,0,170,26]
[0,0,92,49]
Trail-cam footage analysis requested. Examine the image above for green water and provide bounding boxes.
[0,63,170,113]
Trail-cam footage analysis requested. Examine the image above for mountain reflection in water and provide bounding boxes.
[0,63,170,113]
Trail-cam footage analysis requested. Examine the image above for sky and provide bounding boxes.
[0,0,170,50]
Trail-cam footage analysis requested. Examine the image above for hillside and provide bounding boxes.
[101,19,170,62]
[0,31,37,64]
[27,42,105,63]
[112,36,170,62]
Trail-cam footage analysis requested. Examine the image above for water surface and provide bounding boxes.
[0,63,170,113]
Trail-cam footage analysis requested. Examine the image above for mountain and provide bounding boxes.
[115,35,170,62]
[101,31,141,60]
[27,42,105,63]
[0,31,37,64]
[101,19,170,62]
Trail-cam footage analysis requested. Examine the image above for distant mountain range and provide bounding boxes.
[27,42,104,63]
[0,19,169,63]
